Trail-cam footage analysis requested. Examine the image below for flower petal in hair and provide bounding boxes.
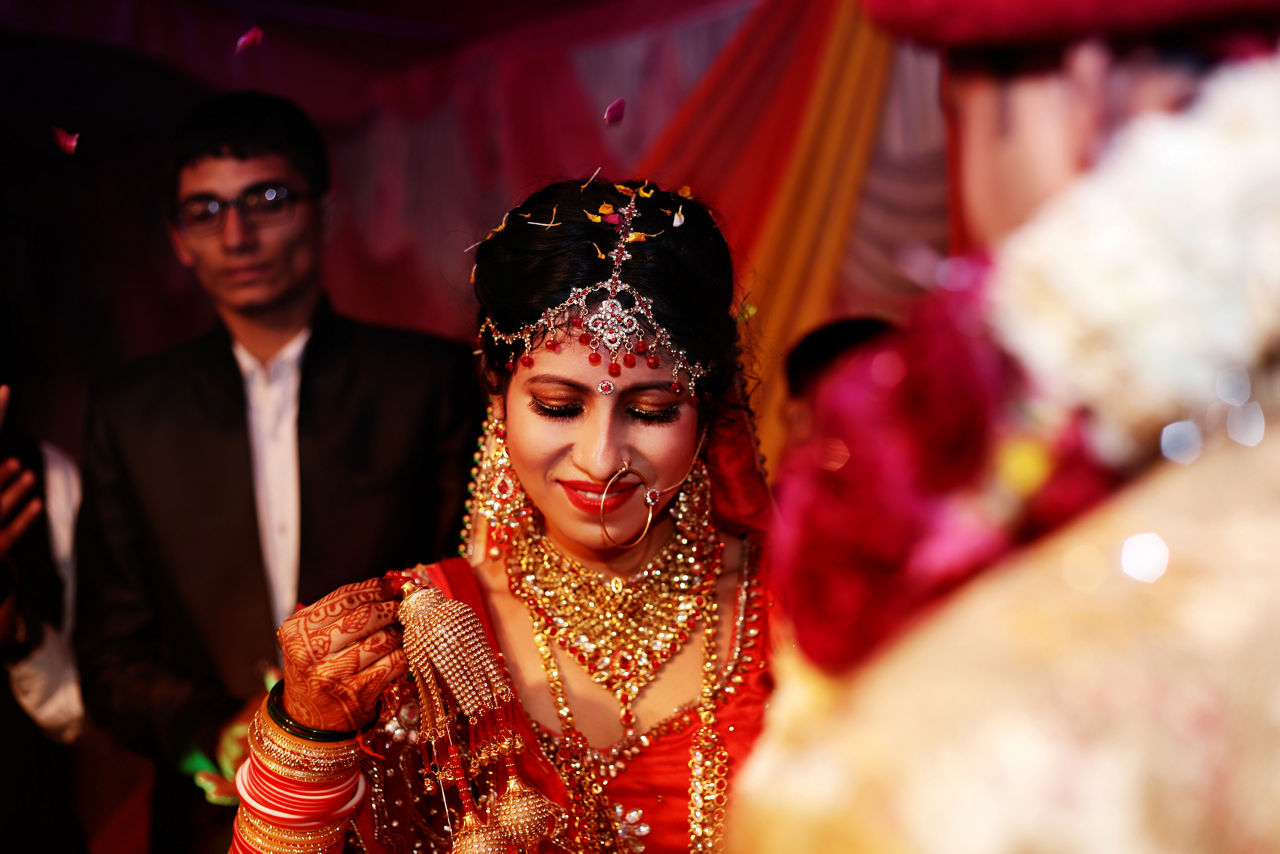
[478,192,708,394]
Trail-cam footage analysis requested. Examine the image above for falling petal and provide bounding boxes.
[580,166,602,190]
[235,25,263,53]
[637,182,654,198]
[673,205,685,227]
[598,204,615,215]
[603,97,626,124]
[52,127,78,154]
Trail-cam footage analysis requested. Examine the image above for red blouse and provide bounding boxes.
[351,554,771,853]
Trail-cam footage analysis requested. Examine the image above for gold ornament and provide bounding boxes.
[507,460,715,729]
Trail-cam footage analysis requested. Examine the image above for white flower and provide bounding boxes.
[989,59,1280,466]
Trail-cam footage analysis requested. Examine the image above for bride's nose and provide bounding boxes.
[573,410,630,482]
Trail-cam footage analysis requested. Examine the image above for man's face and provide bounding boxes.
[168,154,324,318]
[947,43,1203,248]
[947,69,1083,248]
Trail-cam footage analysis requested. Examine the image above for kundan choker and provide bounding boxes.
[478,186,709,395]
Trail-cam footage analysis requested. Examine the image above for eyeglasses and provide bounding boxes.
[175,182,308,236]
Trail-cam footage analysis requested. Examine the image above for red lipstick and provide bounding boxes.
[559,479,638,515]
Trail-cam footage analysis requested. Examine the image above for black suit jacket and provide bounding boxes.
[74,304,481,848]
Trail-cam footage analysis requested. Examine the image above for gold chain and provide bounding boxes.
[507,461,716,729]
[512,457,729,852]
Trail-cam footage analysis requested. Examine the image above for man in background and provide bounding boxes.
[75,91,480,852]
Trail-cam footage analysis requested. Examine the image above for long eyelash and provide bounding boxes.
[529,398,582,420]
[628,405,681,424]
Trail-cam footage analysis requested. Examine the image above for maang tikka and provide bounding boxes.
[477,186,709,395]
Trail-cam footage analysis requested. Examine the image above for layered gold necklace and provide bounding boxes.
[505,460,731,851]
[506,461,717,729]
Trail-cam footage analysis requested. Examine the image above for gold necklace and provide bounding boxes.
[506,461,716,729]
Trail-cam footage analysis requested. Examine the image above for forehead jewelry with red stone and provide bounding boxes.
[478,189,708,394]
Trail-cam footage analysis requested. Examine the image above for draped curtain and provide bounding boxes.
[640,0,896,471]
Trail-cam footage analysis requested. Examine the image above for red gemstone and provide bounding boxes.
[520,354,534,368]
[623,353,636,368]
[588,352,602,366]
[571,316,584,328]
[646,355,660,369]
[634,340,648,353]
[608,362,622,377]
[505,360,515,372]
[670,382,682,394]
[546,340,560,352]
[579,332,591,346]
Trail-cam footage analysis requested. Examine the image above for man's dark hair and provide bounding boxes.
[785,317,894,399]
[167,91,330,210]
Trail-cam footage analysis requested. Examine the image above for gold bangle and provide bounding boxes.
[248,704,361,783]
[235,807,348,853]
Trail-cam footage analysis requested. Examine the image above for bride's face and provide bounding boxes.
[501,337,700,566]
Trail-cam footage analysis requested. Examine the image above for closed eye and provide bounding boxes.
[627,404,681,424]
[529,398,582,420]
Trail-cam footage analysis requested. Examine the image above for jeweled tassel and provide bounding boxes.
[490,754,555,850]
[451,811,510,854]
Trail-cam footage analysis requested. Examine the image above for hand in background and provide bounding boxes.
[0,386,41,561]
[276,576,406,732]
[0,385,43,651]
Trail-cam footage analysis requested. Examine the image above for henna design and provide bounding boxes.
[277,578,407,731]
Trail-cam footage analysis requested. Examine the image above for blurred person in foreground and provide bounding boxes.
[74,92,481,852]
[731,1,1280,852]
[0,384,85,852]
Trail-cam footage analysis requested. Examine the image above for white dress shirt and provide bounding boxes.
[7,442,84,743]
[233,329,310,632]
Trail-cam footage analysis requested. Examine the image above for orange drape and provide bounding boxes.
[639,0,894,473]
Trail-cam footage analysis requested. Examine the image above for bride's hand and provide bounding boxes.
[276,576,407,732]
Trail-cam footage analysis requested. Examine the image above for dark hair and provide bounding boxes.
[947,16,1280,80]
[473,178,739,408]
[785,317,894,398]
[167,91,330,210]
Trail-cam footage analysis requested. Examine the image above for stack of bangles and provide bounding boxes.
[232,682,365,854]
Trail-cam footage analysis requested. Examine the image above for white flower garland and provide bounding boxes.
[989,57,1280,466]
